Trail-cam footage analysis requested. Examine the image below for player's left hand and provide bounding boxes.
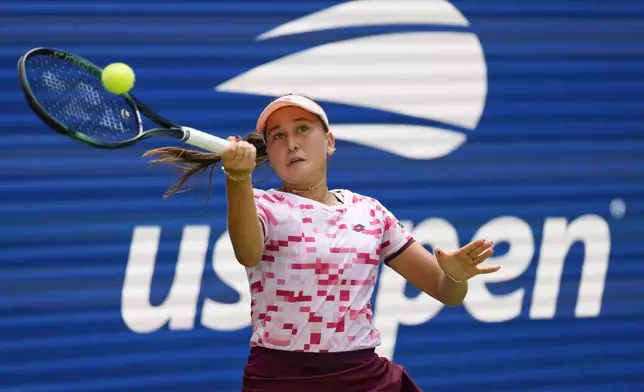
[434,239,500,282]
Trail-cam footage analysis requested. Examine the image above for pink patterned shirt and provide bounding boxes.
[247,188,414,353]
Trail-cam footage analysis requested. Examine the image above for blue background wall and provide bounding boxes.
[1,1,643,391]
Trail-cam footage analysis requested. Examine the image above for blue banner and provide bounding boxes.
[1,1,643,391]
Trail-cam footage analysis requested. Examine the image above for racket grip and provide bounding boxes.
[181,127,230,153]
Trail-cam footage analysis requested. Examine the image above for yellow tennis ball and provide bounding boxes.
[101,62,135,95]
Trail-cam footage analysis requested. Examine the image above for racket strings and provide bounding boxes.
[25,54,139,142]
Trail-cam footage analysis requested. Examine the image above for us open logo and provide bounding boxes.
[216,0,488,160]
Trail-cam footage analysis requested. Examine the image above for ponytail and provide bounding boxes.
[143,131,268,199]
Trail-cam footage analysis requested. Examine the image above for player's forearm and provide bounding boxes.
[226,177,264,268]
[438,274,468,306]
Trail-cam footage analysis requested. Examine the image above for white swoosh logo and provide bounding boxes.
[257,0,470,41]
[216,0,487,160]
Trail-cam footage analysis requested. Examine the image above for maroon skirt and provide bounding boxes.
[242,346,423,392]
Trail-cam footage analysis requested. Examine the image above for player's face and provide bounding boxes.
[264,106,334,186]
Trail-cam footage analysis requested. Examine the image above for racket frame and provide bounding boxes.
[17,47,229,153]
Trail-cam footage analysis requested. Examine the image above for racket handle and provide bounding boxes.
[181,127,230,153]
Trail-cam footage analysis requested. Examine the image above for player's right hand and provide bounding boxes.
[221,136,257,177]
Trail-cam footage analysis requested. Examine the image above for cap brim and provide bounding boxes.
[255,95,330,137]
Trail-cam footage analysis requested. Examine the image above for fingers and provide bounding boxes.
[476,265,501,275]
[237,140,256,163]
[473,243,499,275]
[224,136,240,157]
[472,247,494,265]
[247,142,257,162]
[235,145,247,161]
[459,239,485,255]
[222,137,257,174]
[468,240,494,261]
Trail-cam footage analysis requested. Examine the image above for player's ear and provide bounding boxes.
[326,131,335,156]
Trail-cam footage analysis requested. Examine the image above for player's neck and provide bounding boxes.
[280,177,331,204]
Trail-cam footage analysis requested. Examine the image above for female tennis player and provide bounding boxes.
[144,94,500,391]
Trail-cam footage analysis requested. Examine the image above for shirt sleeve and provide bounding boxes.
[376,200,415,265]
[253,189,277,243]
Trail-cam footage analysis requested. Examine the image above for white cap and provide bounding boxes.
[255,94,330,139]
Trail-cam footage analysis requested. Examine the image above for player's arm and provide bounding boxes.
[226,177,265,268]
[223,138,264,268]
[387,243,468,306]
[377,201,470,306]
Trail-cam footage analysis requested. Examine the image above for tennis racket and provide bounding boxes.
[17,47,230,153]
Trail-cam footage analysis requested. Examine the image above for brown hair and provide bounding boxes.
[144,102,329,199]
[143,130,268,199]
